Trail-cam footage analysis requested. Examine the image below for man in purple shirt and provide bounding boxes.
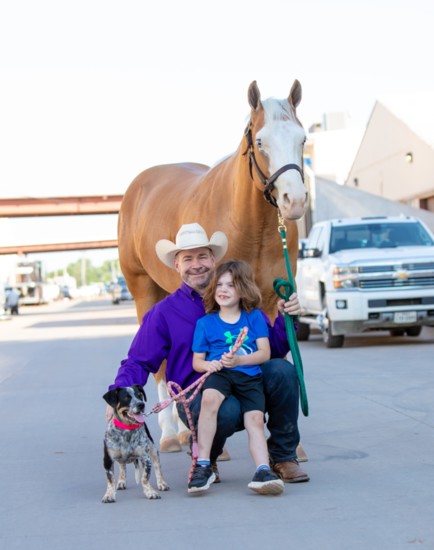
[107,223,309,484]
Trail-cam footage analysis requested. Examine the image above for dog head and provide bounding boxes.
[103,385,147,425]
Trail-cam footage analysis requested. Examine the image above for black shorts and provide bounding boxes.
[202,369,265,414]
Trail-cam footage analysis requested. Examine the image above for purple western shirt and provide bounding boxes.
[110,282,290,391]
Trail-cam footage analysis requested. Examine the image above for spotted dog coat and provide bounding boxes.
[102,385,169,503]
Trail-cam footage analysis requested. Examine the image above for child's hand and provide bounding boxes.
[206,360,222,373]
[220,352,239,368]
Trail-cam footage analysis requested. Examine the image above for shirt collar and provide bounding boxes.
[180,281,203,301]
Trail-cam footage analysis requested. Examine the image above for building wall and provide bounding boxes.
[346,103,434,210]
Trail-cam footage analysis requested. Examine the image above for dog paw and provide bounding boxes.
[158,482,170,492]
[144,490,161,500]
[116,481,127,490]
[148,493,162,500]
[102,495,116,503]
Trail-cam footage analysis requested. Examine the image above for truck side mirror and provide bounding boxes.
[305,248,322,258]
[298,240,307,259]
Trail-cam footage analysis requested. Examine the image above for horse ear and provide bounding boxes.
[248,81,262,111]
[288,79,302,109]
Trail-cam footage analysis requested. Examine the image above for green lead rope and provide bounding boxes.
[273,216,309,417]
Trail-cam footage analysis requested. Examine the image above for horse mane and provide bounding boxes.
[209,153,232,169]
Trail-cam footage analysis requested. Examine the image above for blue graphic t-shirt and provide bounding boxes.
[192,309,269,376]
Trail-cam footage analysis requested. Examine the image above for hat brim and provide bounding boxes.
[156,231,228,268]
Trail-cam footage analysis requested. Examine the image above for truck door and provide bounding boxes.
[297,224,327,312]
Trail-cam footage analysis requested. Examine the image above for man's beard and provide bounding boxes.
[185,269,213,293]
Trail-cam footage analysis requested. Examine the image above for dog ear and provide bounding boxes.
[103,388,119,407]
[133,384,147,402]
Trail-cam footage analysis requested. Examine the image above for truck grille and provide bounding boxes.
[360,277,434,289]
[357,262,434,290]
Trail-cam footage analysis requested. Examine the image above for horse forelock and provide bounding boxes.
[262,97,298,124]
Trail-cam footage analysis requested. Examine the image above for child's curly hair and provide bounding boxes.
[203,259,262,314]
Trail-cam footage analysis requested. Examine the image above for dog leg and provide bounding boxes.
[140,456,161,499]
[133,459,141,485]
[117,463,127,490]
[102,447,116,503]
[150,445,170,492]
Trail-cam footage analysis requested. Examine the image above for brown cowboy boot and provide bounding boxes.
[271,460,310,483]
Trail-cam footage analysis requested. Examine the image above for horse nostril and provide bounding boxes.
[283,193,291,205]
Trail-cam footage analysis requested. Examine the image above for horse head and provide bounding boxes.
[245,80,308,221]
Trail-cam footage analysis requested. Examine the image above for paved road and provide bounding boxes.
[1,297,433,550]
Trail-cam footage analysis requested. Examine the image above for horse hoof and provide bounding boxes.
[177,430,191,446]
[296,443,309,462]
[160,436,182,453]
[217,447,231,461]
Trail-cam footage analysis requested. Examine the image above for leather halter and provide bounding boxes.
[243,125,304,208]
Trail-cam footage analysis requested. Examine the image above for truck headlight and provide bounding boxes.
[332,266,359,289]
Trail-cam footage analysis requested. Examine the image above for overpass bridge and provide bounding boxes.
[3,185,434,256]
[0,195,122,255]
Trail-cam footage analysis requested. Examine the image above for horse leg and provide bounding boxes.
[155,363,183,453]
[296,443,309,462]
[126,271,168,324]
[176,410,191,446]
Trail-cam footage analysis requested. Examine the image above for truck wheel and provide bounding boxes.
[296,322,310,341]
[322,318,344,348]
[390,329,405,337]
[406,326,422,337]
[324,331,345,348]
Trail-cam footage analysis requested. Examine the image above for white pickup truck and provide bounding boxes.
[296,215,434,347]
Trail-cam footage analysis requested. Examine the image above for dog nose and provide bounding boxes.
[137,402,145,412]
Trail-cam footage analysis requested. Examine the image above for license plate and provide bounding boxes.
[394,311,417,323]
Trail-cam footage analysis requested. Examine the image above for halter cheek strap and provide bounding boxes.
[243,125,304,208]
[113,417,143,430]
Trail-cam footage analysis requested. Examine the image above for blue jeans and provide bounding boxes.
[177,358,300,463]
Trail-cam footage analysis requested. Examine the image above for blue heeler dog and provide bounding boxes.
[102,385,169,502]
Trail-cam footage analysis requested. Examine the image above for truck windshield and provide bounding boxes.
[330,222,434,253]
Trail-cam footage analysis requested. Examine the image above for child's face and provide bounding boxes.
[215,271,240,309]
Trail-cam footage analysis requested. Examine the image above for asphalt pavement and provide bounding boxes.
[0,296,433,550]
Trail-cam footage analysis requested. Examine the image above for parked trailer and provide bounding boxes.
[14,260,58,305]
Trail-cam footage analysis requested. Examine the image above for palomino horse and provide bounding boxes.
[118,80,308,452]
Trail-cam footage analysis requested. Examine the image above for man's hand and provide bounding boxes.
[277,292,303,316]
[105,404,114,423]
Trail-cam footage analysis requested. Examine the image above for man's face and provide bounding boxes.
[173,247,216,294]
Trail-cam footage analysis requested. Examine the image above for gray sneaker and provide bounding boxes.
[188,465,216,493]
[248,468,284,495]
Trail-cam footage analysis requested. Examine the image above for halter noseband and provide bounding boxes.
[243,125,304,208]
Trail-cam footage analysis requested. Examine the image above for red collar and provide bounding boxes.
[113,417,143,430]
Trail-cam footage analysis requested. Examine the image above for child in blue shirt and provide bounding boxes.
[189,260,284,496]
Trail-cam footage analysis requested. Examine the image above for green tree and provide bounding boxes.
[47,257,120,287]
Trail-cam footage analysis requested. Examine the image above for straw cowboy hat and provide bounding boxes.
[155,223,228,268]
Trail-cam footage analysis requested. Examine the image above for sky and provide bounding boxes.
[1,0,434,273]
